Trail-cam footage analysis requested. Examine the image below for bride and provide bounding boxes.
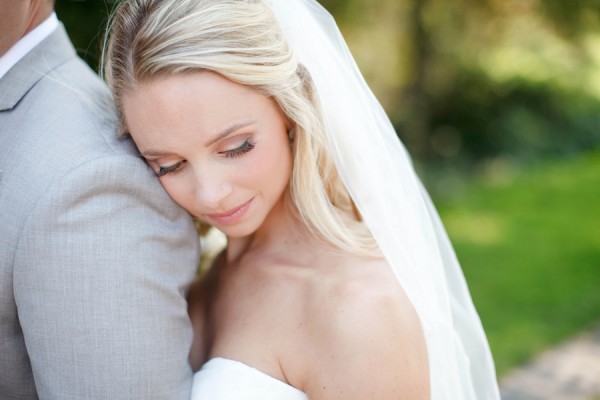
[103,0,500,398]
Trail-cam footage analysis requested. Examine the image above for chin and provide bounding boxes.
[211,220,260,239]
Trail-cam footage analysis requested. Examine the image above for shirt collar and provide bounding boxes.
[0,12,59,80]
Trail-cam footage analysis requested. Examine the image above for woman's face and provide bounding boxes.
[122,71,293,238]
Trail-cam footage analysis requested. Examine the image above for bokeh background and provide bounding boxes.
[55,0,600,380]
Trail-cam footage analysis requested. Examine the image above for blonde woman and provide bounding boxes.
[103,0,500,398]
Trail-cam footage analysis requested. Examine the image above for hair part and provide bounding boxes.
[102,0,380,257]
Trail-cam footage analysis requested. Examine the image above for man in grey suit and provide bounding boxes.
[0,1,200,399]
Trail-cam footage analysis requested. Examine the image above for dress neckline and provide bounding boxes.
[202,357,306,395]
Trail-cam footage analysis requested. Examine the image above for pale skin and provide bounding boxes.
[123,71,430,399]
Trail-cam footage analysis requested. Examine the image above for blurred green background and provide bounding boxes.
[55,0,600,377]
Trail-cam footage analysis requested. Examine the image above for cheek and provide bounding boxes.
[221,137,291,198]
[158,176,196,211]
[247,136,293,190]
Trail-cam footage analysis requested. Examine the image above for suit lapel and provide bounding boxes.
[0,24,77,112]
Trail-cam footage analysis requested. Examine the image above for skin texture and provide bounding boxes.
[123,71,293,242]
[124,71,430,399]
[0,0,53,57]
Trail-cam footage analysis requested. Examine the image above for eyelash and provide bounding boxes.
[154,139,256,177]
[220,139,255,158]
[156,161,185,177]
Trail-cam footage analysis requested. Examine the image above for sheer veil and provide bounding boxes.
[265,0,501,398]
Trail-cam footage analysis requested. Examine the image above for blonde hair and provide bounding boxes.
[102,0,379,257]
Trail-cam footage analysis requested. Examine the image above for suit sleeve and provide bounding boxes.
[13,154,200,400]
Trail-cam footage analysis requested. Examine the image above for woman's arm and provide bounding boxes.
[187,278,208,372]
[187,250,225,371]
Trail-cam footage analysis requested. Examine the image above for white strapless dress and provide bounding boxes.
[191,357,308,399]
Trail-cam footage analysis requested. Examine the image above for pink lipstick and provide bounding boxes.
[206,197,254,225]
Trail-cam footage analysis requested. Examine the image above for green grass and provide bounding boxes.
[435,151,600,376]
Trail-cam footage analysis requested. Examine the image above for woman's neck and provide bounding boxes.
[225,194,307,264]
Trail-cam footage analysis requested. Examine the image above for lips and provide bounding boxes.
[205,197,254,225]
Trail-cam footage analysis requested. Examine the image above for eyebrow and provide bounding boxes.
[142,119,256,157]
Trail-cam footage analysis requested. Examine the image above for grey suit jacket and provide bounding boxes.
[0,25,200,399]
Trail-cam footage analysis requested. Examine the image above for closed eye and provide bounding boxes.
[156,160,186,177]
[220,139,255,159]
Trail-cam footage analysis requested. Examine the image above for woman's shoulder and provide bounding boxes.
[297,255,430,399]
[305,254,408,314]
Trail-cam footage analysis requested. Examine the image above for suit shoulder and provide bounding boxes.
[46,153,180,209]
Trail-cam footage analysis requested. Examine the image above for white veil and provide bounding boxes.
[265,0,501,398]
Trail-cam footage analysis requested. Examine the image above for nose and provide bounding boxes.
[193,169,233,211]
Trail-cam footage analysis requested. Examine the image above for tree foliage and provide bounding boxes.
[55,0,600,177]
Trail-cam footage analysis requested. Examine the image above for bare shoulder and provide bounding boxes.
[301,256,430,400]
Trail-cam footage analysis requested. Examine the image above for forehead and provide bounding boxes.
[127,72,250,120]
[127,71,260,113]
[121,71,281,145]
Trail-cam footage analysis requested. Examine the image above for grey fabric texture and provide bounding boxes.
[0,25,200,399]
